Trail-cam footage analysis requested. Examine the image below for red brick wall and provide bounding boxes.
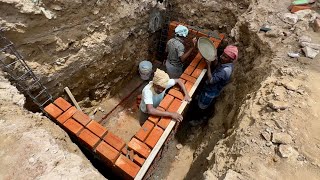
[43,21,223,180]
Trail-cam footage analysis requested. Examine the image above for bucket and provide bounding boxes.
[139,61,153,80]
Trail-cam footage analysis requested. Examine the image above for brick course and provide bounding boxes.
[44,103,63,119]
[184,65,195,75]
[184,81,194,93]
[180,73,197,83]
[145,126,164,148]
[72,110,91,126]
[63,118,84,135]
[168,89,184,100]
[86,120,107,138]
[167,98,182,113]
[104,132,126,151]
[78,129,100,149]
[191,68,202,79]
[54,97,72,111]
[190,53,203,67]
[135,120,155,141]
[157,117,171,129]
[133,154,145,166]
[128,138,151,158]
[115,155,140,179]
[197,60,207,70]
[159,94,174,110]
[96,141,120,164]
[57,106,77,124]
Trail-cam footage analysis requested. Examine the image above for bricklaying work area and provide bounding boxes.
[1,0,320,180]
[43,22,224,178]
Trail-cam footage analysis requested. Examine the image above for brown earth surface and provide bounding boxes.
[0,0,320,179]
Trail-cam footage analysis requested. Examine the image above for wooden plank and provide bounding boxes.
[134,69,207,180]
[64,87,82,111]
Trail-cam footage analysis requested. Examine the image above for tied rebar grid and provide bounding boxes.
[0,30,53,110]
[156,0,172,61]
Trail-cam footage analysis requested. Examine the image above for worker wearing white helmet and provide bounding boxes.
[165,25,197,78]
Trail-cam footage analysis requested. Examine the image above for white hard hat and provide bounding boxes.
[175,25,189,37]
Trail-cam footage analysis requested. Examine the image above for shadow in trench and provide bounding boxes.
[68,135,122,180]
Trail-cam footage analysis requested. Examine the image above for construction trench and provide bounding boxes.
[1,0,320,180]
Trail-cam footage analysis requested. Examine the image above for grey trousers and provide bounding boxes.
[165,60,183,79]
[139,110,149,126]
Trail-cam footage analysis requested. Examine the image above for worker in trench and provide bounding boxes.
[188,45,238,126]
[139,68,191,125]
[165,25,197,78]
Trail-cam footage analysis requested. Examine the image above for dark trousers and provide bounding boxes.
[187,97,216,122]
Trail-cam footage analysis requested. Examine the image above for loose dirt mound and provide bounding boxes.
[165,0,320,179]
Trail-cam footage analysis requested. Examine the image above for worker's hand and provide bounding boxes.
[192,37,197,47]
[183,94,192,103]
[170,112,183,122]
[205,60,211,66]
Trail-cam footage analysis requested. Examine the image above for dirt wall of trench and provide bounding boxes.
[0,0,159,106]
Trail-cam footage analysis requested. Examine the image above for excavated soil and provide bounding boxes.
[1,0,320,179]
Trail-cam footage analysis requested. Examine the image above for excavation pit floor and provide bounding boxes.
[94,75,146,142]
[90,62,163,142]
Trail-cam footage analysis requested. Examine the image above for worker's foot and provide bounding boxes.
[189,119,204,126]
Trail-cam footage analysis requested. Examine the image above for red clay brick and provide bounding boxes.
[197,30,209,37]
[148,107,164,124]
[103,132,126,151]
[53,97,72,111]
[122,146,128,155]
[159,94,174,110]
[57,106,77,124]
[135,120,155,141]
[197,60,207,70]
[44,103,63,119]
[290,5,311,13]
[63,118,84,135]
[190,53,203,67]
[72,110,91,126]
[314,18,320,32]
[115,155,140,179]
[86,120,107,138]
[167,98,182,113]
[180,73,197,84]
[184,65,195,75]
[184,81,194,93]
[191,68,202,79]
[179,78,186,84]
[157,117,171,129]
[133,154,145,166]
[128,138,151,158]
[189,29,198,37]
[168,89,184,100]
[79,129,100,149]
[145,126,164,148]
[96,141,120,164]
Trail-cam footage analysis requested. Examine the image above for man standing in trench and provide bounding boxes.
[190,45,238,125]
[139,68,191,125]
[165,25,197,78]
